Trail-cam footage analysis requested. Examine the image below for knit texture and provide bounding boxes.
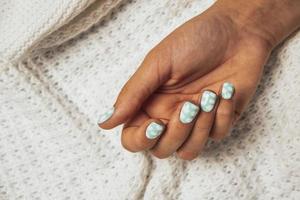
[0,0,299,199]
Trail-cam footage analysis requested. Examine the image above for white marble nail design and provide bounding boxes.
[221,82,235,99]
[200,91,217,112]
[180,101,199,124]
[146,122,164,139]
[98,107,114,124]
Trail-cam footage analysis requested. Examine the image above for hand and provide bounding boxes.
[98,0,300,160]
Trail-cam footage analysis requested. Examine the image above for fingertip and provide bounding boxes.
[97,106,116,129]
[209,83,236,140]
[97,104,136,129]
[144,119,166,140]
[98,119,117,130]
[221,82,235,100]
[121,118,166,153]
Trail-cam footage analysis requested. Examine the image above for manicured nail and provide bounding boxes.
[146,122,164,139]
[200,91,217,112]
[221,82,235,99]
[180,101,199,124]
[98,107,114,124]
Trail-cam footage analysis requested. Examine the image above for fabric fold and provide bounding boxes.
[0,0,122,64]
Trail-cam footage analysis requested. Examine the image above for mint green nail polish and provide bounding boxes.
[98,107,114,124]
[180,101,199,124]
[146,122,164,139]
[200,91,217,112]
[221,82,235,99]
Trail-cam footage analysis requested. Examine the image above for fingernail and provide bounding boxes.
[180,101,199,124]
[98,107,114,124]
[200,91,217,112]
[221,82,235,100]
[146,122,164,139]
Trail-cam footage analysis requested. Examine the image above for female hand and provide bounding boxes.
[98,0,300,160]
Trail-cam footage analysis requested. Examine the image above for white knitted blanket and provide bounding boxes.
[0,0,299,199]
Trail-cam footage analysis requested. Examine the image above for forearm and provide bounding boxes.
[213,0,300,48]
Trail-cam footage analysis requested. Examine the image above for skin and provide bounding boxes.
[99,0,300,160]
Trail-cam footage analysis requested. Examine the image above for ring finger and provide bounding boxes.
[177,90,218,160]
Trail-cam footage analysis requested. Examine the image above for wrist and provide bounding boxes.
[213,0,300,49]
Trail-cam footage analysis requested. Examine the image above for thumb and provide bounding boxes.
[98,50,170,129]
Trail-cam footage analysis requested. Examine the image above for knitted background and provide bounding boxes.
[0,0,299,199]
